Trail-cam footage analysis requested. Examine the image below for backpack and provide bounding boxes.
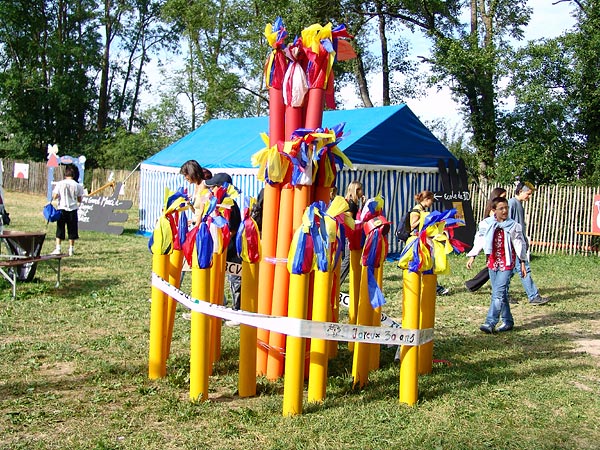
[43,203,62,223]
[395,208,420,242]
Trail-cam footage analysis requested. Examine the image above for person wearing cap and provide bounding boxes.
[508,181,550,305]
[205,173,242,324]
[180,160,212,225]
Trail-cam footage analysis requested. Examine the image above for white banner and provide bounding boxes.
[181,260,242,276]
[152,273,432,346]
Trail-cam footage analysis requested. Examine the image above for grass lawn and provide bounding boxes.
[1,191,599,449]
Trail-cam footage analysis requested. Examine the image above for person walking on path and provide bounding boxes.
[508,182,550,305]
[51,164,84,256]
[465,187,507,293]
[466,197,528,334]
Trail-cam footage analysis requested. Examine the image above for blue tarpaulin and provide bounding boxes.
[142,104,455,170]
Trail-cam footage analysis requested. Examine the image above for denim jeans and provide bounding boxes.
[510,257,540,301]
[486,269,513,327]
[226,274,241,310]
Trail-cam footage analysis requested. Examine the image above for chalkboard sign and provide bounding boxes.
[78,182,133,235]
[437,158,476,249]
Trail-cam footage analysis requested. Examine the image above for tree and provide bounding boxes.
[566,0,600,184]
[495,1,600,185]
[358,0,531,180]
[0,0,101,160]
[498,38,583,185]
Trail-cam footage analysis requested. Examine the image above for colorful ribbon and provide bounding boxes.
[361,215,390,308]
[398,209,466,274]
[236,196,261,263]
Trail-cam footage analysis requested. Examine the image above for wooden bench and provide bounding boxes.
[0,254,68,298]
[576,231,600,254]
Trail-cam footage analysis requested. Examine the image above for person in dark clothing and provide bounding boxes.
[465,187,507,293]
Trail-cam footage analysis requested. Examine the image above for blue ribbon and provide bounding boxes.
[195,223,213,269]
[177,210,188,247]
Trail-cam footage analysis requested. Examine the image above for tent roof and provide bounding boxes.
[142,104,455,170]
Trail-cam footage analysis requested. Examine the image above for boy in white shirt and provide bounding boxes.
[51,165,84,256]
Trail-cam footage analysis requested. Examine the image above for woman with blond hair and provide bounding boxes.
[345,180,365,219]
[339,181,365,284]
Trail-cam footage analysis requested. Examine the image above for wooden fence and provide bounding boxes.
[1,158,598,255]
[470,183,599,256]
[1,159,140,206]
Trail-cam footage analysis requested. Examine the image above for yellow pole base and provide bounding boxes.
[239,262,258,398]
[282,273,309,416]
[399,270,421,405]
[190,267,210,401]
[149,253,169,379]
[419,273,437,375]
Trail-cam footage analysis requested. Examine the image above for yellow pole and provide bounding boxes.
[149,253,169,379]
[419,273,437,375]
[165,248,184,361]
[239,261,258,397]
[190,265,211,401]
[328,262,340,358]
[282,273,309,416]
[307,270,331,403]
[347,248,361,352]
[209,251,226,365]
[352,265,373,388]
[399,269,421,405]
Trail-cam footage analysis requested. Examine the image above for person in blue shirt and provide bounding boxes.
[508,182,550,305]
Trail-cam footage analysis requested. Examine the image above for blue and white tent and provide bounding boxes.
[140,104,457,253]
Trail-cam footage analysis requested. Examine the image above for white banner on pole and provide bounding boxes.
[152,273,432,346]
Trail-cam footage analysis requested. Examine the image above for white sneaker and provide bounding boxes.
[51,248,61,255]
[225,320,240,327]
[68,247,74,256]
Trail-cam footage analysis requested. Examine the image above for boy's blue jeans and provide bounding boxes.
[486,269,513,327]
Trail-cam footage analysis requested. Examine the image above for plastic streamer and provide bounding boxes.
[148,187,192,255]
[252,133,290,184]
[301,23,335,89]
[236,196,261,264]
[361,215,390,308]
[263,17,288,89]
[398,209,467,274]
[195,222,213,269]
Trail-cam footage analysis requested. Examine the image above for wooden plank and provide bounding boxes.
[0,254,67,267]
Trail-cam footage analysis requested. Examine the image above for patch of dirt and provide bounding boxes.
[573,339,600,357]
[38,361,76,377]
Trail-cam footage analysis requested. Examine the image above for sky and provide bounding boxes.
[390,0,578,129]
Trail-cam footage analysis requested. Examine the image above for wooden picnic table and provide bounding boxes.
[0,230,67,298]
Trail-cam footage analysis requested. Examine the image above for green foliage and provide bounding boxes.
[0,0,101,161]
[497,1,600,185]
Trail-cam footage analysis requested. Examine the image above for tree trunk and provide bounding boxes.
[97,1,112,132]
[355,53,373,108]
[376,1,390,105]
